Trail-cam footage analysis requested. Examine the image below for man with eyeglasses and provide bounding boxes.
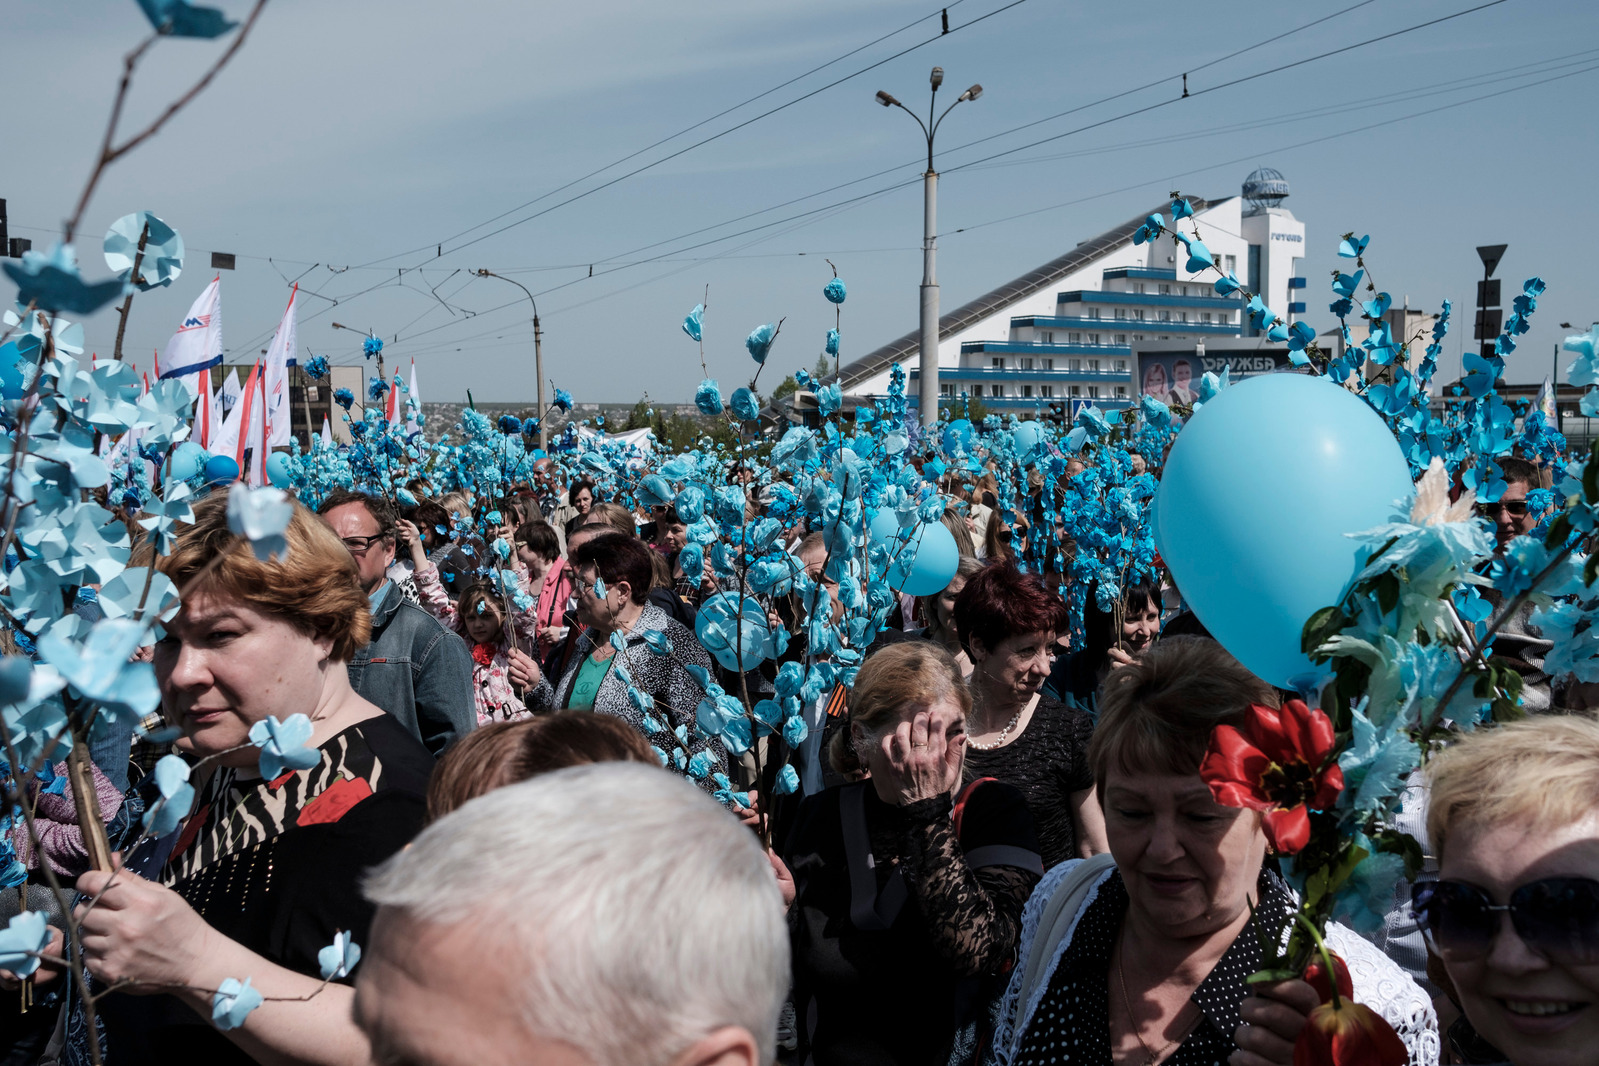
[318,489,476,755]
[1479,457,1556,715]
[1480,456,1542,552]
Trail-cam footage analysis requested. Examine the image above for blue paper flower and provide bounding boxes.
[825,328,840,356]
[135,0,238,38]
[318,931,362,980]
[1183,240,1213,274]
[1213,272,1241,297]
[333,388,354,410]
[227,487,293,562]
[553,388,573,412]
[695,379,724,416]
[730,387,760,422]
[211,977,264,1031]
[142,754,195,837]
[497,415,522,434]
[249,713,321,779]
[362,336,383,360]
[823,278,847,305]
[367,376,389,403]
[0,912,49,978]
[746,324,777,365]
[1338,234,1371,259]
[1331,270,1364,299]
[682,304,704,342]
[817,383,842,417]
[2,244,128,315]
[303,355,330,380]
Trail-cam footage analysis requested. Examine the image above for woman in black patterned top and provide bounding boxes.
[786,642,1043,1066]
[955,559,1106,868]
[68,490,434,1066]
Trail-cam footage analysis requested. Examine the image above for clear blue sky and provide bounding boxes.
[7,0,1597,405]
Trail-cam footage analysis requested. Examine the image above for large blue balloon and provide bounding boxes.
[265,451,293,489]
[1154,374,1412,687]
[941,418,973,456]
[887,520,960,596]
[868,508,901,547]
[203,455,240,486]
[167,442,208,482]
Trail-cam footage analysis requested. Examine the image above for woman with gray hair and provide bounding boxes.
[785,642,1043,1065]
[357,761,788,1066]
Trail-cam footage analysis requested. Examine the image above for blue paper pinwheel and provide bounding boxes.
[103,212,184,290]
[318,931,362,980]
[227,487,293,562]
[142,754,195,836]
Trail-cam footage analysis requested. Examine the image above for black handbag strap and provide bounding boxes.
[839,784,908,931]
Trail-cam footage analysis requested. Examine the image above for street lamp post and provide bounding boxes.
[475,269,546,450]
[876,67,981,428]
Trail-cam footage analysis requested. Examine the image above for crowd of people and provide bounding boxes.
[0,450,1592,1066]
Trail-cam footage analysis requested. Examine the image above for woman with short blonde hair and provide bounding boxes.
[1416,714,1599,1066]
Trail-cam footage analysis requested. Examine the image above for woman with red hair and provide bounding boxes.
[955,560,1107,868]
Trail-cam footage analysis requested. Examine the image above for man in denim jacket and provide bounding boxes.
[320,489,476,755]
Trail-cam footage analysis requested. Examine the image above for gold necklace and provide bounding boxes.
[1114,932,1195,1066]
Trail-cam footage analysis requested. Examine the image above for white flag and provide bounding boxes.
[320,416,332,447]
[220,367,242,413]
[263,285,297,447]
[406,358,422,436]
[159,277,224,380]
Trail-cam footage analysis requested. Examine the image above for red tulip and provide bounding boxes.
[1303,952,1353,1005]
[1199,699,1344,854]
[1294,999,1408,1066]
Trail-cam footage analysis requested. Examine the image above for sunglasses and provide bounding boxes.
[1413,877,1599,964]
[1476,500,1529,517]
[997,526,1029,543]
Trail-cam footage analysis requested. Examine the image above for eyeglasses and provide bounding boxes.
[1413,877,1599,964]
[340,534,386,554]
[997,526,1030,543]
[1476,500,1530,518]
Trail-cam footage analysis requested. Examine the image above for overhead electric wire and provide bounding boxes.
[352,0,1028,269]
[239,0,1514,356]
[386,50,1596,361]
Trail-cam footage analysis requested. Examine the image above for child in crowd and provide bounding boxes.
[407,534,539,724]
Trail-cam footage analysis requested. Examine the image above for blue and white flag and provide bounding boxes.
[159,276,223,380]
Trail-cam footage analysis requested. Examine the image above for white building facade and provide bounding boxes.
[838,171,1307,413]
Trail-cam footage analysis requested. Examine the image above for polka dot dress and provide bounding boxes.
[1012,873,1290,1066]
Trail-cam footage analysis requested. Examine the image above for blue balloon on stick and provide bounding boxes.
[167,441,208,482]
[1012,419,1046,462]
[868,508,901,547]
[886,520,960,596]
[265,451,293,489]
[1153,373,1413,687]
[203,455,240,486]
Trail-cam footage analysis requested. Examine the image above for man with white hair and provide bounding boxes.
[355,762,789,1066]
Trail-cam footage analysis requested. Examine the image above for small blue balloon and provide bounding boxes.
[203,455,240,486]
[265,451,293,489]
[167,442,208,482]
[1012,419,1046,461]
[887,520,959,596]
[1153,373,1413,687]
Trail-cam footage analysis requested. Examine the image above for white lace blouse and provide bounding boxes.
[988,860,1440,1066]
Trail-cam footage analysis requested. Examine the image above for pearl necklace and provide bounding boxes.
[967,704,1025,750]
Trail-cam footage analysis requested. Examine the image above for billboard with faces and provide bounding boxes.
[1136,349,1292,407]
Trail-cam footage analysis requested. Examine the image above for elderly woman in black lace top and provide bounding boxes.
[784,642,1042,1066]
[954,559,1106,868]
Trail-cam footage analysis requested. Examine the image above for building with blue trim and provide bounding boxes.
[834,171,1306,414]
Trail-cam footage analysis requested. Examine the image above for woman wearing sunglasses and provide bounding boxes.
[1416,714,1599,1066]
